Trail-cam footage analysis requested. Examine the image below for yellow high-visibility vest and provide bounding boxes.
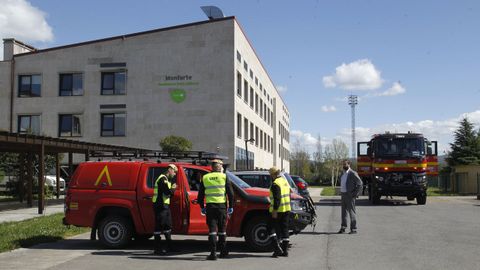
[152,174,172,205]
[203,172,226,204]
[269,177,291,213]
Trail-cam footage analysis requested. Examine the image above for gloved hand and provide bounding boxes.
[201,208,206,215]
[227,207,234,215]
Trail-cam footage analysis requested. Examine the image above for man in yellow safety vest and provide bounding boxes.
[152,164,178,255]
[267,166,291,257]
[197,159,234,260]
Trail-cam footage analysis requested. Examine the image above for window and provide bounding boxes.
[255,94,259,113]
[244,80,248,103]
[18,75,41,97]
[236,50,241,62]
[244,118,249,139]
[244,61,248,72]
[260,100,263,117]
[260,130,263,149]
[255,77,258,86]
[59,73,83,96]
[264,104,267,121]
[237,72,242,96]
[184,168,207,191]
[237,113,242,138]
[250,123,254,142]
[101,71,126,95]
[249,87,254,108]
[59,114,82,137]
[255,126,259,146]
[271,137,274,153]
[101,113,126,136]
[18,115,40,135]
[264,133,267,150]
[249,69,253,79]
[146,166,177,189]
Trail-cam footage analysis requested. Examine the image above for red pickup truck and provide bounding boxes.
[63,160,312,251]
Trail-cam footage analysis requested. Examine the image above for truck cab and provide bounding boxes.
[357,132,438,205]
[64,158,312,251]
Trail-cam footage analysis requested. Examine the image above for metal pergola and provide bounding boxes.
[0,131,149,214]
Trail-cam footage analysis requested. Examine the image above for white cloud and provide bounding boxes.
[322,59,384,90]
[276,85,288,93]
[0,0,53,60]
[321,105,337,112]
[375,81,406,96]
[337,110,480,154]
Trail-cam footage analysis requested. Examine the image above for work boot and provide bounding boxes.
[281,240,289,257]
[164,232,178,252]
[218,235,229,258]
[207,234,217,260]
[271,237,284,258]
[153,235,166,255]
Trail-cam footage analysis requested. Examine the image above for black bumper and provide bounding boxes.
[376,183,427,196]
[288,210,312,233]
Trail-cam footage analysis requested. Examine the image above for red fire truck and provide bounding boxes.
[63,152,313,251]
[357,132,438,205]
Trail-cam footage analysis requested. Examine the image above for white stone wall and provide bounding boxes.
[0,61,11,131]
[233,19,290,172]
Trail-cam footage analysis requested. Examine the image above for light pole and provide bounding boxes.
[245,138,255,170]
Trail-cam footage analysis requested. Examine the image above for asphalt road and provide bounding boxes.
[1,196,479,270]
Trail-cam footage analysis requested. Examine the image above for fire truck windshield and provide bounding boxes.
[375,138,425,158]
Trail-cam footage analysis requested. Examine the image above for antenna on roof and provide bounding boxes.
[201,6,225,20]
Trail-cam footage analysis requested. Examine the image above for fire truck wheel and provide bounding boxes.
[98,215,133,248]
[244,215,271,252]
[416,194,427,205]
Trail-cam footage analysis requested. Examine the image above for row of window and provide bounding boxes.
[279,122,290,142]
[17,113,126,137]
[237,112,274,154]
[237,50,273,103]
[236,71,274,127]
[18,71,126,97]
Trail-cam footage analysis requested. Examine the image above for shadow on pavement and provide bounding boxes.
[315,198,415,207]
[299,231,338,235]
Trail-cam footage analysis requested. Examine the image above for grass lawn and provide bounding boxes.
[427,187,462,196]
[321,186,337,196]
[0,213,89,253]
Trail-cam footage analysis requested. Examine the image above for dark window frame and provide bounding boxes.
[58,114,82,137]
[18,74,41,97]
[17,115,41,135]
[101,71,126,95]
[101,112,126,137]
[59,73,84,96]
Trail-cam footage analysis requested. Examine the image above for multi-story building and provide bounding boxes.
[0,17,290,171]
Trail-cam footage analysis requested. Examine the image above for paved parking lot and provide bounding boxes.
[0,195,479,270]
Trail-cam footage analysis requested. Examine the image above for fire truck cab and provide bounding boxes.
[357,132,438,205]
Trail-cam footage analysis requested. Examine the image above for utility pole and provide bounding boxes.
[348,95,358,159]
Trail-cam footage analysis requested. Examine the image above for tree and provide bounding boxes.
[290,138,312,179]
[323,139,349,187]
[159,135,193,152]
[447,117,480,166]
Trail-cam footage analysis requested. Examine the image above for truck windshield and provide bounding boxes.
[226,171,251,188]
[375,138,425,158]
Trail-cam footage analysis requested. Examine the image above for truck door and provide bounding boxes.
[136,165,185,234]
[426,141,439,176]
[357,142,372,177]
[182,167,209,234]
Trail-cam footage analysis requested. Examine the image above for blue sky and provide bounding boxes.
[2,0,480,155]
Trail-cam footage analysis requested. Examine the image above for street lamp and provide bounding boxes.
[245,138,255,170]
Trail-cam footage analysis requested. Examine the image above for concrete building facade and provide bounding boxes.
[0,17,290,171]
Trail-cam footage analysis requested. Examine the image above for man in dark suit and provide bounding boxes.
[338,160,363,234]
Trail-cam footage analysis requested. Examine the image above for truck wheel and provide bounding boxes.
[98,215,132,248]
[244,215,271,252]
[416,194,427,205]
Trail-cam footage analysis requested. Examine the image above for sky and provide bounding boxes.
[1,0,480,156]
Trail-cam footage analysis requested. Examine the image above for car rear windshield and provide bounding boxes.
[226,171,251,188]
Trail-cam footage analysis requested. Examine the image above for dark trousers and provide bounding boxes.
[206,205,227,254]
[341,193,357,230]
[153,204,172,251]
[267,212,290,241]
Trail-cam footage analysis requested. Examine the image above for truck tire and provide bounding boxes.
[98,215,133,248]
[416,194,427,205]
[244,215,271,252]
